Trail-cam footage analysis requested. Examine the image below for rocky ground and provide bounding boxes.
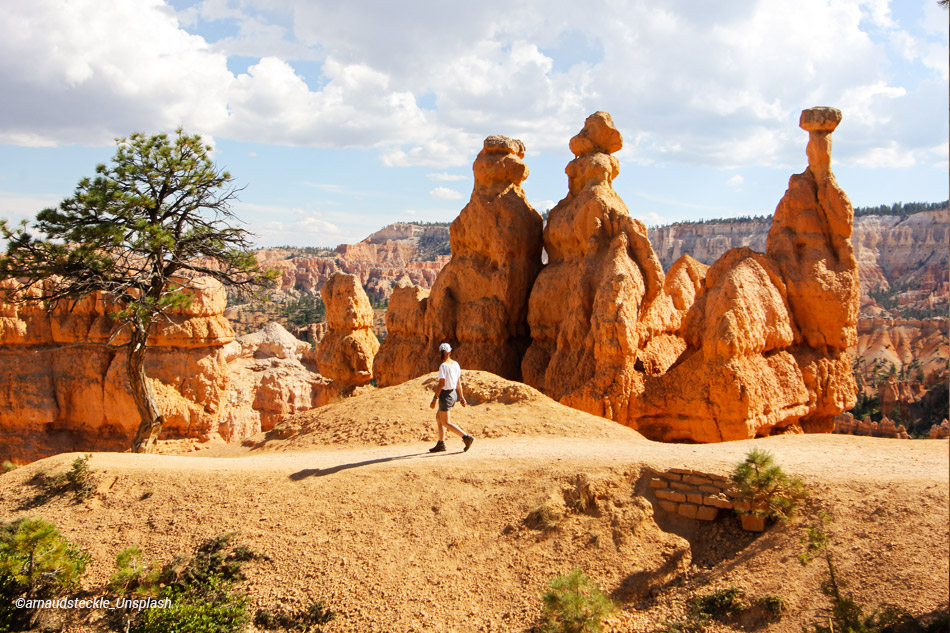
[0,373,946,633]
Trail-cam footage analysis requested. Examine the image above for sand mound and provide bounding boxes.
[246,370,642,450]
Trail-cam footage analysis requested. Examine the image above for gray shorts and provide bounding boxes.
[438,389,458,411]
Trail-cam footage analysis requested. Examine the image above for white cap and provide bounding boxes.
[439,342,452,353]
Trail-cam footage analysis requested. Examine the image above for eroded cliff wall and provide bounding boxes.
[0,278,234,462]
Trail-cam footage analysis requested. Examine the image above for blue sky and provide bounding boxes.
[0,0,946,247]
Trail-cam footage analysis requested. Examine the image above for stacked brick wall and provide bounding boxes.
[648,468,736,521]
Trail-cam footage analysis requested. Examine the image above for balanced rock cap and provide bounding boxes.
[483,135,526,158]
[800,107,842,132]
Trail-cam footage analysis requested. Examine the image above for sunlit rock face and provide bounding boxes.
[374,135,543,386]
[0,277,234,462]
[520,108,858,442]
[316,272,380,388]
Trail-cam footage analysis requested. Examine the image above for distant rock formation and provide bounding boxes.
[374,135,544,385]
[648,209,948,323]
[929,419,949,439]
[833,412,911,439]
[222,322,333,440]
[855,318,948,378]
[254,226,449,301]
[852,211,949,300]
[877,377,927,419]
[316,272,380,390]
[649,220,771,270]
[0,277,234,462]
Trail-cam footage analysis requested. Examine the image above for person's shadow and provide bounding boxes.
[288,450,455,479]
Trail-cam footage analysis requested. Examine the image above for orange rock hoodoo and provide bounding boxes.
[316,272,380,389]
[380,108,859,443]
[522,112,664,419]
[629,106,859,440]
[373,135,543,385]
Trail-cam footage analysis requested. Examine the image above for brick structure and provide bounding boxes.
[647,468,736,521]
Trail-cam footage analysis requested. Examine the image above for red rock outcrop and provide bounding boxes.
[222,322,333,440]
[630,247,812,441]
[763,107,860,432]
[929,419,949,439]
[374,135,544,385]
[522,112,664,418]
[833,412,911,439]
[877,377,926,419]
[0,277,234,463]
[372,277,430,387]
[518,108,858,442]
[316,272,379,388]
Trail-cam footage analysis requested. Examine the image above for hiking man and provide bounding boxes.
[428,343,474,453]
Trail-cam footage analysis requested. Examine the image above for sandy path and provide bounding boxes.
[96,433,948,484]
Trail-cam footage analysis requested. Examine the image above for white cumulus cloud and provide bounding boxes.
[429,186,463,200]
[427,172,466,181]
[0,0,944,175]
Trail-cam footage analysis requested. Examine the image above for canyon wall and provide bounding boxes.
[649,208,949,317]
[0,278,234,462]
[255,227,449,301]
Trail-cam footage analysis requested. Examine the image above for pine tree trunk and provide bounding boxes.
[129,326,162,453]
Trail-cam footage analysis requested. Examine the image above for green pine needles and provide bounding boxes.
[0,129,274,453]
[731,448,807,522]
[0,518,89,632]
[540,569,615,633]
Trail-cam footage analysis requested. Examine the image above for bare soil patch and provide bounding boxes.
[238,370,642,452]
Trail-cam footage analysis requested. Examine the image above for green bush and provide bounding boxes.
[64,454,95,500]
[42,454,96,501]
[0,517,89,632]
[109,546,163,596]
[731,449,807,522]
[662,588,786,632]
[690,587,745,619]
[758,594,786,619]
[131,574,249,633]
[540,569,614,633]
[123,534,257,633]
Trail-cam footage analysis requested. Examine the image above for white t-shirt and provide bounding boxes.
[438,360,461,391]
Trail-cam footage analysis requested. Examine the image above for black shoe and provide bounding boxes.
[462,435,474,452]
[429,441,446,453]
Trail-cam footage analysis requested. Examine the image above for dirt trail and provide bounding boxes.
[93,432,947,484]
